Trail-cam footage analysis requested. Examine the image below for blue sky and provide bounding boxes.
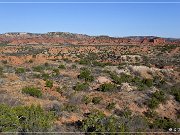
[0,0,180,38]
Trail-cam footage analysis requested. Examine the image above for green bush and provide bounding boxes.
[98,83,117,92]
[151,117,180,130]
[142,79,153,87]
[58,64,66,69]
[15,67,25,74]
[74,82,89,91]
[45,80,53,88]
[92,96,102,104]
[148,97,160,109]
[110,73,132,84]
[41,73,50,80]
[79,58,89,65]
[106,102,116,110]
[148,91,167,109]
[82,95,91,105]
[22,87,42,98]
[81,110,128,133]
[63,104,77,112]
[0,104,55,132]
[33,65,44,72]
[171,87,180,102]
[78,68,94,82]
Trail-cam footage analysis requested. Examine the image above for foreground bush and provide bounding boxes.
[0,104,56,132]
[22,87,42,98]
[80,110,148,133]
[171,87,180,102]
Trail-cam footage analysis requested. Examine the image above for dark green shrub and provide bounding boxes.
[15,67,25,74]
[92,96,102,104]
[58,64,66,69]
[81,110,128,133]
[114,107,132,118]
[106,102,116,110]
[74,82,89,91]
[45,80,53,88]
[33,65,44,72]
[171,87,180,102]
[92,61,106,67]
[22,87,42,98]
[63,104,77,112]
[0,104,56,132]
[44,62,49,67]
[151,117,180,130]
[142,79,153,87]
[41,73,50,80]
[152,91,167,103]
[110,73,132,84]
[82,95,91,105]
[78,68,94,82]
[79,59,89,65]
[98,83,117,92]
[148,97,160,109]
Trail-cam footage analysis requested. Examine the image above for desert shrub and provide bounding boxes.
[0,104,55,132]
[15,67,25,74]
[0,104,20,132]
[41,73,50,80]
[148,97,160,109]
[28,59,33,63]
[33,65,44,72]
[0,67,3,76]
[82,95,91,105]
[98,83,117,92]
[53,68,60,75]
[114,107,132,118]
[58,64,66,69]
[144,109,158,118]
[73,82,89,91]
[44,62,49,67]
[22,87,42,98]
[1,60,7,64]
[142,79,153,87]
[45,80,53,88]
[171,87,180,102]
[78,68,94,82]
[81,110,128,133]
[92,61,106,67]
[92,96,102,105]
[150,117,180,130]
[63,104,78,112]
[110,72,132,84]
[152,91,167,103]
[71,64,77,69]
[106,102,116,111]
[79,58,89,65]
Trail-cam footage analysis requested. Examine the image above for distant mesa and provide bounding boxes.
[0,32,179,45]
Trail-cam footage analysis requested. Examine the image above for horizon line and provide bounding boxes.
[1,31,179,39]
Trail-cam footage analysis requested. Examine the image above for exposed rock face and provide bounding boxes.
[0,32,179,45]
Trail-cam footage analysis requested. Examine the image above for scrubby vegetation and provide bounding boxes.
[0,44,179,133]
[0,104,56,132]
[22,87,42,98]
